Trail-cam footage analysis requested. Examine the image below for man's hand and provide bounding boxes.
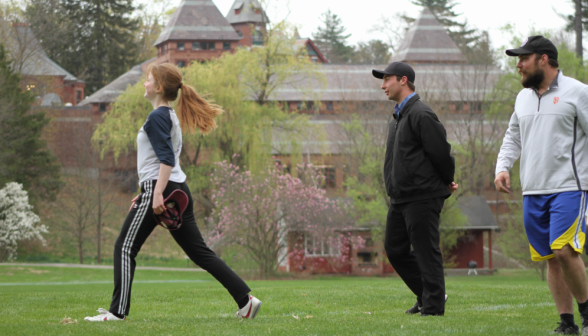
[494,171,511,194]
[448,182,459,194]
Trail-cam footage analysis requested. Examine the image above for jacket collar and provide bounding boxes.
[393,93,420,120]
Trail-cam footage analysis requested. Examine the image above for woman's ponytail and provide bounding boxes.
[176,83,222,135]
[147,62,223,135]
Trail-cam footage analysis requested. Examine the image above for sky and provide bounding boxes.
[209,0,574,51]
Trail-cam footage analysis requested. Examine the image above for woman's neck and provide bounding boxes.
[150,95,170,109]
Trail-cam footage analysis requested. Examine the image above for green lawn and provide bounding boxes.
[0,265,570,335]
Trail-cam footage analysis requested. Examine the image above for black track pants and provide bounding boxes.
[384,197,446,315]
[109,180,251,316]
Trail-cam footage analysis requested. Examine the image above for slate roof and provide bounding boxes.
[456,196,500,230]
[225,0,269,24]
[7,25,82,82]
[392,8,467,64]
[78,59,154,105]
[154,0,239,46]
[269,63,502,102]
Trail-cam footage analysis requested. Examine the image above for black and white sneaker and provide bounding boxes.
[553,322,580,335]
[405,295,447,315]
[405,302,421,315]
[580,313,588,335]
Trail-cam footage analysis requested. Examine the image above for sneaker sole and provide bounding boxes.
[250,301,262,319]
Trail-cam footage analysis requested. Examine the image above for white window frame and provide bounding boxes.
[304,234,340,257]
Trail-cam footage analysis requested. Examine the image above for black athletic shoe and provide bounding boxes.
[553,322,580,335]
[405,294,447,315]
[405,302,421,315]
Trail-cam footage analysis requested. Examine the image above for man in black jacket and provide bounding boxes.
[372,62,458,316]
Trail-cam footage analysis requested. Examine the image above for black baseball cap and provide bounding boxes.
[505,35,558,60]
[372,62,416,83]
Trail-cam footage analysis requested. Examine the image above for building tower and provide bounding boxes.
[225,0,269,47]
[391,8,466,64]
[154,0,241,67]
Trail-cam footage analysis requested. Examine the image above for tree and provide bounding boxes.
[53,133,118,264]
[134,0,175,63]
[58,0,141,95]
[23,0,76,74]
[0,42,62,203]
[93,23,323,218]
[206,160,359,278]
[312,9,354,63]
[368,13,413,54]
[352,40,391,65]
[0,182,48,262]
[557,0,588,59]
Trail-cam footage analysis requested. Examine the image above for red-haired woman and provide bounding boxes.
[85,63,261,322]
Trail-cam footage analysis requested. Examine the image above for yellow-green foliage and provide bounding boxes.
[92,22,326,196]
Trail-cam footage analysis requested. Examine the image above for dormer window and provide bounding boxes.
[177,42,184,51]
[234,1,243,14]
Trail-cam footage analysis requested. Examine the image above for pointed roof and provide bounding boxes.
[154,0,239,46]
[226,0,268,25]
[7,24,82,82]
[391,8,466,64]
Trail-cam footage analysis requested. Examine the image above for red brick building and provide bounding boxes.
[7,23,85,106]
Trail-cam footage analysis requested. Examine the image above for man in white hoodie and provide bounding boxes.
[495,35,588,335]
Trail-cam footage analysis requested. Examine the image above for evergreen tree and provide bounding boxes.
[352,40,391,65]
[312,9,354,63]
[558,0,587,58]
[26,0,141,95]
[0,43,62,203]
[64,0,141,95]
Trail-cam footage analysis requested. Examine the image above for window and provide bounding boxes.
[324,166,336,188]
[192,42,200,50]
[201,42,208,50]
[99,103,107,112]
[76,90,82,104]
[326,102,334,111]
[311,56,317,63]
[177,42,184,51]
[305,234,340,256]
[177,61,185,68]
[162,44,166,53]
[208,42,216,50]
[253,30,263,45]
[236,30,243,38]
[223,42,231,50]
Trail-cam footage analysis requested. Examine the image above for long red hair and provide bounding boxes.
[147,63,222,135]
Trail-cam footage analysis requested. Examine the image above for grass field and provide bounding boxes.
[0,265,573,335]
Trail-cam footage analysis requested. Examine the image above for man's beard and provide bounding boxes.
[521,67,545,89]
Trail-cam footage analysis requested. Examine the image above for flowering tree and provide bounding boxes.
[0,182,47,261]
[207,159,360,278]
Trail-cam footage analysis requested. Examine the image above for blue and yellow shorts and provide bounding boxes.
[523,191,587,261]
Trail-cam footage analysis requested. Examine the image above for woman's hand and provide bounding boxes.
[153,192,166,215]
[129,194,140,211]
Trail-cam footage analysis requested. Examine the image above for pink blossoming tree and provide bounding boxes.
[206,159,361,278]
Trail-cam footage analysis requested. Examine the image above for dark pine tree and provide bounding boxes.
[0,42,62,203]
[60,0,141,95]
[312,9,354,63]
